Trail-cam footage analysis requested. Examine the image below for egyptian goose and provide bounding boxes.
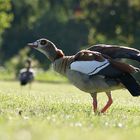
[28,38,140,113]
[19,59,35,87]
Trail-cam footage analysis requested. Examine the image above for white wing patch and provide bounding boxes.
[70,59,110,75]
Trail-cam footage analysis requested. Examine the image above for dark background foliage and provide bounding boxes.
[0,0,140,70]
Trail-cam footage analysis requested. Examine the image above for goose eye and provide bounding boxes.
[40,40,47,45]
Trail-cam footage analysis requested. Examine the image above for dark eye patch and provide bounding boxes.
[40,40,47,45]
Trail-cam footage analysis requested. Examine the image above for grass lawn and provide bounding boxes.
[0,80,140,140]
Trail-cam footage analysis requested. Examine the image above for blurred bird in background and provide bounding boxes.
[19,58,35,90]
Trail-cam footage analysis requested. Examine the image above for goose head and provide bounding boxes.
[28,38,64,62]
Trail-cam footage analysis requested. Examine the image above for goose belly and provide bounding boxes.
[66,70,122,93]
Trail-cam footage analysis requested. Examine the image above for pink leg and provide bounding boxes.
[91,93,98,113]
[100,91,113,113]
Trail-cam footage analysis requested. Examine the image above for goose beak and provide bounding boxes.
[27,42,38,48]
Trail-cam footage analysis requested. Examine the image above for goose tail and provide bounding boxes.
[119,73,140,96]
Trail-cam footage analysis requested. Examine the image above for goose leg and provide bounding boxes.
[91,93,98,113]
[29,83,32,90]
[100,91,113,113]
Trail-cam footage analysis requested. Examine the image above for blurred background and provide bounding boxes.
[0,0,140,81]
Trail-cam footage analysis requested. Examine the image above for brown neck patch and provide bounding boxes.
[54,49,65,60]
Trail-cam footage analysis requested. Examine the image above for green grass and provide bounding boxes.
[35,70,68,83]
[0,69,67,82]
[0,80,140,140]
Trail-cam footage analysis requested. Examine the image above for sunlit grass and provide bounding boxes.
[0,80,140,140]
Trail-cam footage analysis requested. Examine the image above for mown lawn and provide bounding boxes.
[0,80,140,140]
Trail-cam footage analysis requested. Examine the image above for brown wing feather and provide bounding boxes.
[109,60,137,73]
[74,50,105,61]
[88,44,140,60]
[74,49,137,73]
